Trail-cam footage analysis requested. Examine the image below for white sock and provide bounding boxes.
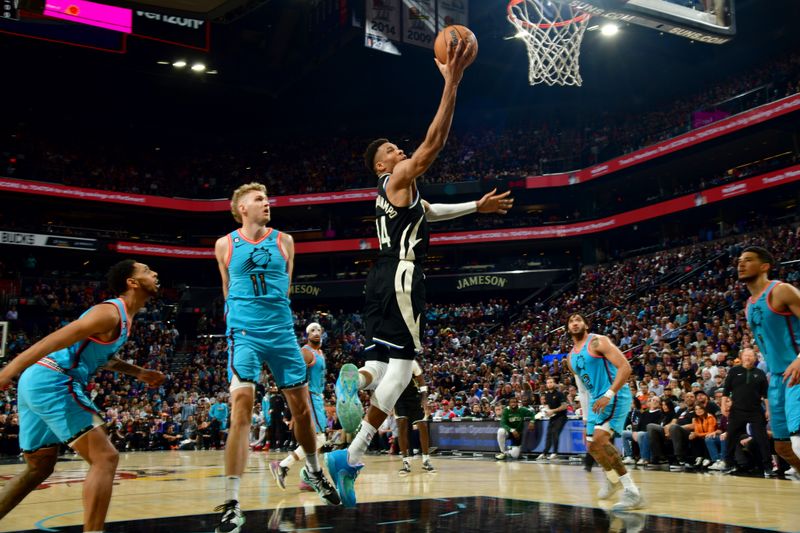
[422,454,430,462]
[348,421,377,466]
[224,476,240,503]
[604,469,620,484]
[357,373,368,389]
[280,454,297,469]
[791,435,800,459]
[619,473,638,493]
[305,451,321,473]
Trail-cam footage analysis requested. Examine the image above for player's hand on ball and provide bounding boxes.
[435,37,472,85]
[141,369,166,387]
[476,189,514,215]
[592,396,610,414]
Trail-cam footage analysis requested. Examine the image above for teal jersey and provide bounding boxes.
[39,298,130,385]
[304,344,326,396]
[209,402,228,423]
[746,280,800,374]
[569,333,631,401]
[224,228,292,332]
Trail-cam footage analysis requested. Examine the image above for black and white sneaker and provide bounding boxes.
[214,500,245,533]
[421,460,436,473]
[399,461,412,475]
[269,460,288,490]
[300,467,342,506]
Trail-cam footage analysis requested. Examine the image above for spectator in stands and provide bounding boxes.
[689,404,717,468]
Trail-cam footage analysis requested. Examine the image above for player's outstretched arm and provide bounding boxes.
[0,304,120,388]
[422,189,514,222]
[773,282,800,385]
[389,39,473,191]
[104,357,166,388]
[281,232,296,286]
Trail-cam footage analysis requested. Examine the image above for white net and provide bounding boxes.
[507,0,590,87]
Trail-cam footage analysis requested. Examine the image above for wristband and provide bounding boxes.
[419,386,428,393]
[603,389,616,399]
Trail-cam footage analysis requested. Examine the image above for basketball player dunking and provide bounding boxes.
[0,260,165,532]
[326,38,513,507]
[214,183,339,533]
[270,322,330,491]
[737,246,800,473]
[565,313,645,511]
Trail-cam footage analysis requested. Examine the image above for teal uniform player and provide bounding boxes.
[304,342,327,434]
[745,280,800,439]
[224,227,307,390]
[569,333,633,439]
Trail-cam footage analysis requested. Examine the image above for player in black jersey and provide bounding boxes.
[326,39,511,507]
[396,360,435,474]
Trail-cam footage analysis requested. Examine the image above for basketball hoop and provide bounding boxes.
[507,0,590,87]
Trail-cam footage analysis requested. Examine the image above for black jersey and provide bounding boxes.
[375,173,429,262]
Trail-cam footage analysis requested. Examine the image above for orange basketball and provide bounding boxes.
[434,25,478,66]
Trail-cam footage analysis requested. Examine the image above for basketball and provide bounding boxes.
[434,25,478,66]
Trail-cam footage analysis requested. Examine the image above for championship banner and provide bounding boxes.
[402,0,435,49]
[132,10,209,50]
[526,93,800,189]
[0,230,96,250]
[2,0,19,21]
[437,0,468,29]
[365,0,401,55]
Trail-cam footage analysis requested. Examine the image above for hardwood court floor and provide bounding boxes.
[0,450,795,532]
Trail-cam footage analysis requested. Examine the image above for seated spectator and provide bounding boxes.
[689,404,717,467]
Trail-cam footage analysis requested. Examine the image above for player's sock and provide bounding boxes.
[604,469,620,484]
[619,473,638,494]
[791,435,800,459]
[357,373,368,389]
[348,421,377,466]
[224,475,240,503]
[280,454,297,469]
[422,454,430,463]
[305,452,322,473]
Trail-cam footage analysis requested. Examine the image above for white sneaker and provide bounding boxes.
[702,458,712,468]
[598,479,623,500]
[612,489,646,511]
[708,460,725,471]
[622,456,635,465]
[536,453,548,461]
[786,467,800,481]
[548,453,559,460]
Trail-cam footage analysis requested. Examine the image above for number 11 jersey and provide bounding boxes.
[225,228,292,332]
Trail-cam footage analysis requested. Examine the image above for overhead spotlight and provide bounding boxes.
[600,23,619,36]
[206,70,219,75]
[191,63,206,72]
[172,60,187,68]
[157,60,170,65]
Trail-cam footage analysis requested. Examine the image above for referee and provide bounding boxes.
[722,348,773,477]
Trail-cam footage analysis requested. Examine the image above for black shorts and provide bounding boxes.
[364,258,426,360]
[395,393,425,422]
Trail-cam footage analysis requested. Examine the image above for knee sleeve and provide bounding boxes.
[792,435,800,459]
[361,360,388,391]
[371,359,413,413]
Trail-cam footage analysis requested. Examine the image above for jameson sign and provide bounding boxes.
[455,274,509,291]
[288,269,567,299]
[430,269,566,293]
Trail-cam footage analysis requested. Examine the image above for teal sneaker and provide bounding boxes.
[325,449,363,508]
[335,363,363,434]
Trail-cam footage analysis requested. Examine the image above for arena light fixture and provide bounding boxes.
[600,23,619,37]
[191,63,206,72]
[172,60,187,68]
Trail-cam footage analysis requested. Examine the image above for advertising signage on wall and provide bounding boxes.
[0,230,96,250]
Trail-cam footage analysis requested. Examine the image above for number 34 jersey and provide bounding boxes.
[225,228,293,333]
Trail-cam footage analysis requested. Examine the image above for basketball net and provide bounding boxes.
[507,0,590,87]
